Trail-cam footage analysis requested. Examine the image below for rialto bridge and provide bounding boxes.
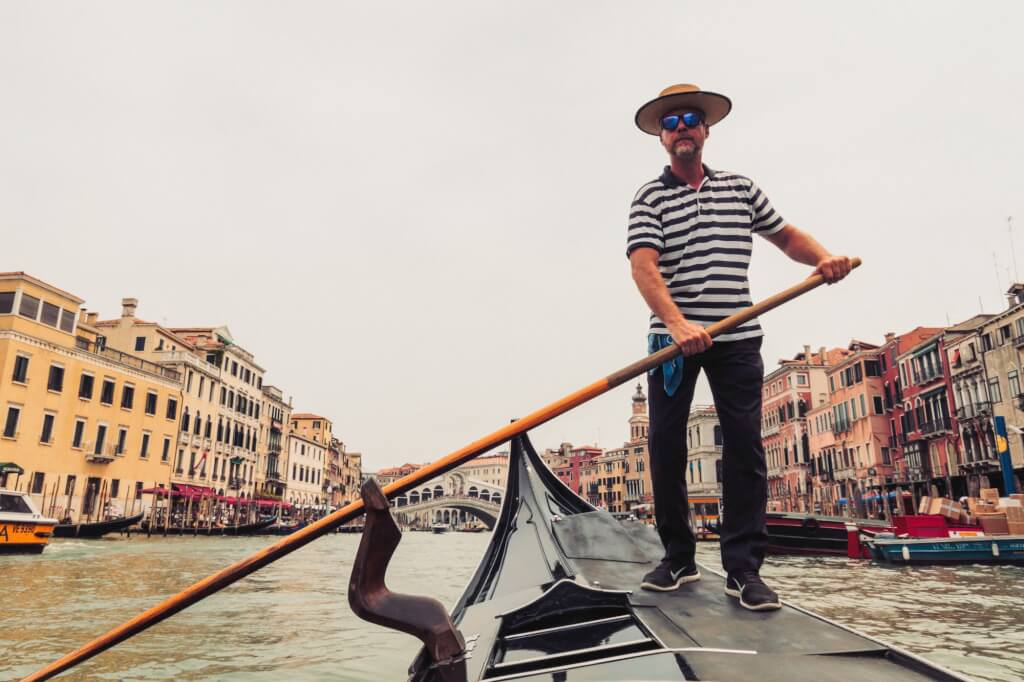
[390,471,504,529]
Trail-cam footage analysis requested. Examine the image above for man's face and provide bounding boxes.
[659,107,709,160]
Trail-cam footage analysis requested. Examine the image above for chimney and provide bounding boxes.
[79,307,89,323]
[884,332,896,344]
[122,298,138,318]
[87,312,98,325]
[819,346,827,364]
[803,344,811,361]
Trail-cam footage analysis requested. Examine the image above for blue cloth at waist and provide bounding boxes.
[648,334,684,397]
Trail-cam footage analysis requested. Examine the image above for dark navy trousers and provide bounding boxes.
[646,337,769,575]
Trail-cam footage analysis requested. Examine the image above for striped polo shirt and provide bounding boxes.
[627,165,786,342]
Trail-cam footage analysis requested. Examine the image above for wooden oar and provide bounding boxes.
[24,258,860,681]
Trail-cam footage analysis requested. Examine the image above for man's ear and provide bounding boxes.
[704,123,710,138]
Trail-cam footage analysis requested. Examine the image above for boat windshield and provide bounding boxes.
[0,493,33,514]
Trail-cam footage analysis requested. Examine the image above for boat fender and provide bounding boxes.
[901,546,910,561]
[993,543,1000,557]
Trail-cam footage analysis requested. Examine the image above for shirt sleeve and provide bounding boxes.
[748,180,786,235]
[626,191,664,257]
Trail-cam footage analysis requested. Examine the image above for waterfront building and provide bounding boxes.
[823,340,893,516]
[941,316,997,496]
[285,431,327,509]
[95,302,228,495]
[541,442,601,496]
[0,273,179,519]
[974,286,1024,491]
[878,328,942,489]
[806,398,839,514]
[258,384,292,500]
[763,345,846,512]
[685,405,721,498]
[291,413,332,445]
[457,453,509,491]
[326,438,363,508]
[894,328,961,498]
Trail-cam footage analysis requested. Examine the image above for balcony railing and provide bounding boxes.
[974,401,992,415]
[832,421,850,435]
[921,415,953,435]
[75,338,181,382]
[152,349,222,377]
[1014,335,1024,348]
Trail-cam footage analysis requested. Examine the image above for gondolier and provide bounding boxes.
[627,83,851,610]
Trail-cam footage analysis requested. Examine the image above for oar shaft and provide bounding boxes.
[25,259,859,681]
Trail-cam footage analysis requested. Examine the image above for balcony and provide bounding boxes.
[832,421,850,435]
[152,349,222,377]
[85,443,118,464]
[918,365,943,384]
[974,401,992,416]
[1015,335,1024,348]
[762,423,780,437]
[921,415,953,436]
[76,339,181,382]
[228,477,246,490]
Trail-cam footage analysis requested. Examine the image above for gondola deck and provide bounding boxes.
[407,434,970,681]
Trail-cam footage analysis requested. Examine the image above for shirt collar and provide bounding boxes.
[660,164,716,188]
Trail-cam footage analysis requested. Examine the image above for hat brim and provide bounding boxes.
[634,91,732,135]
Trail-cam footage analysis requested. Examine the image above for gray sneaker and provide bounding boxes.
[640,561,701,591]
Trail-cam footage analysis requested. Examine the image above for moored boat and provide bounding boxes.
[765,511,891,555]
[139,517,277,536]
[866,534,1024,565]
[52,513,144,539]
[355,434,971,681]
[0,489,59,554]
[430,523,448,534]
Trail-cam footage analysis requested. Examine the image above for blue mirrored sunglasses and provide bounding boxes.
[660,111,705,131]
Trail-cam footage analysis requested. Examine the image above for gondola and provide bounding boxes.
[52,513,144,539]
[387,434,969,681]
[139,516,276,536]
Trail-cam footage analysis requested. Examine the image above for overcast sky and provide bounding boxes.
[3,2,1022,472]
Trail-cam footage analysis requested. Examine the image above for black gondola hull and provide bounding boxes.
[52,513,145,539]
[406,434,970,682]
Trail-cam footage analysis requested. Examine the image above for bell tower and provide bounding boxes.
[629,382,649,443]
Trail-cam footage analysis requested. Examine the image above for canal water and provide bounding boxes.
[3,532,1022,681]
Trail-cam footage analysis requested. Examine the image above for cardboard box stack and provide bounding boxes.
[999,498,1024,534]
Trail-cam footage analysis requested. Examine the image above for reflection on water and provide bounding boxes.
[2,533,1021,681]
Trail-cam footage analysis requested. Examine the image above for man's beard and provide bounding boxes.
[671,139,701,159]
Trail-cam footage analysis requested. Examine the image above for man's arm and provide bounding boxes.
[762,224,851,283]
[629,247,712,356]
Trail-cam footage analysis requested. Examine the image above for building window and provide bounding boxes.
[79,373,94,400]
[3,405,21,438]
[116,428,128,455]
[145,392,157,415]
[873,396,884,414]
[41,301,60,327]
[100,379,116,405]
[40,413,55,444]
[110,479,120,499]
[161,437,171,462]
[18,293,40,320]
[0,291,14,314]
[95,425,107,454]
[140,432,150,459]
[166,397,178,420]
[135,481,144,500]
[31,472,45,494]
[135,336,146,351]
[59,309,75,333]
[65,475,77,496]
[48,364,65,392]
[121,384,135,410]
[988,378,1002,403]
[12,355,29,383]
[1010,371,1021,399]
[72,419,86,448]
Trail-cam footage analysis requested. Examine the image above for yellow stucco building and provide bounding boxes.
[0,273,180,520]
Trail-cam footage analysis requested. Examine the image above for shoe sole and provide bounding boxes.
[725,585,782,611]
[641,572,701,592]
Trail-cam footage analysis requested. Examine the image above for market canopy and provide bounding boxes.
[0,462,24,475]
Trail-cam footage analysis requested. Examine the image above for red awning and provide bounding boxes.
[255,499,293,509]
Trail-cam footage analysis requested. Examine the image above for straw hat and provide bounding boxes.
[634,83,732,135]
